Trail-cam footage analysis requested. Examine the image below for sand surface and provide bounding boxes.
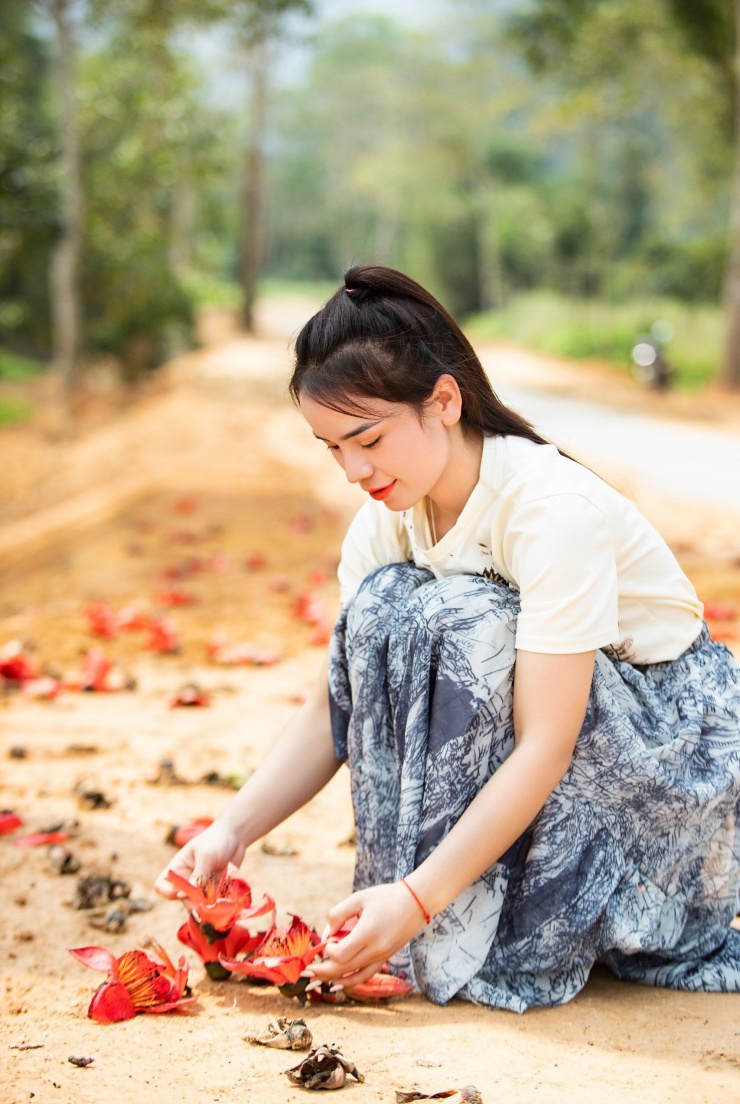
[1,316,739,1103]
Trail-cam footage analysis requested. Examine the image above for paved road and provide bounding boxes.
[498,383,740,513]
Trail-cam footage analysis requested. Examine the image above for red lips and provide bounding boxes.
[368,480,397,501]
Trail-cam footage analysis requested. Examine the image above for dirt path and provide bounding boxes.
[1,318,739,1104]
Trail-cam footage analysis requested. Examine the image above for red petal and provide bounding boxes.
[166,868,205,908]
[88,980,137,1022]
[15,831,69,848]
[142,997,197,1014]
[70,946,119,974]
[346,973,414,1002]
[703,602,737,621]
[170,819,213,847]
[0,812,23,834]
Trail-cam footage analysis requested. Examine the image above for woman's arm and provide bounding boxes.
[154,650,340,895]
[309,648,596,986]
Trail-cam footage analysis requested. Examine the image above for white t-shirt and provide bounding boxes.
[337,434,703,664]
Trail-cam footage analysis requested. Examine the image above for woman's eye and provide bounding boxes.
[326,444,340,452]
[362,437,381,450]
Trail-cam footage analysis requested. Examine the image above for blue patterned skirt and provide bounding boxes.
[328,564,740,1012]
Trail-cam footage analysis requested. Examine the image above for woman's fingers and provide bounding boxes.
[337,959,386,990]
[324,892,364,936]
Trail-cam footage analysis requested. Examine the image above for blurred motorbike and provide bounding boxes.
[631,320,674,391]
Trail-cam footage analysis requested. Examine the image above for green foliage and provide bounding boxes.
[465,292,722,390]
[0,396,32,426]
[0,348,45,380]
[0,0,57,357]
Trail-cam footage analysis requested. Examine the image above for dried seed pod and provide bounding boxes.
[250,1017,313,1050]
[74,874,131,910]
[285,1044,363,1089]
[395,1089,483,1103]
[88,906,128,933]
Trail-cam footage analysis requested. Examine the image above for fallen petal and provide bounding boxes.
[0,811,24,835]
[15,831,69,848]
[346,973,414,1002]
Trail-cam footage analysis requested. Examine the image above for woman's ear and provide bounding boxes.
[431,374,463,427]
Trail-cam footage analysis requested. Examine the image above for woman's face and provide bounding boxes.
[299,392,454,511]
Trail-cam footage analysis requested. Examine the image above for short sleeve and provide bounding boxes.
[337,501,410,605]
[504,494,619,654]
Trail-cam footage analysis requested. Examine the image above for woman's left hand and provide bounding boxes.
[308,881,428,988]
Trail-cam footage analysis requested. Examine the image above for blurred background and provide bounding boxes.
[2,0,740,421]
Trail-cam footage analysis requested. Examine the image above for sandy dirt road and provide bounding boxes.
[1,312,739,1104]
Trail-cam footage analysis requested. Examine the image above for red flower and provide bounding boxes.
[0,641,38,683]
[166,863,274,939]
[220,914,325,987]
[166,818,213,847]
[22,676,61,700]
[15,830,69,847]
[85,603,119,639]
[146,618,180,654]
[207,635,280,667]
[0,811,24,835]
[69,942,195,1022]
[177,914,267,980]
[155,589,195,607]
[344,973,414,1003]
[169,684,211,708]
[703,602,737,622]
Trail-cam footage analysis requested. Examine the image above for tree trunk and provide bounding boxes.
[49,0,82,399]
[240,40,268,334]
[473,179,504,312]
[721,0,740,388]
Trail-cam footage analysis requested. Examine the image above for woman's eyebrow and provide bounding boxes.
[313,420,382,442]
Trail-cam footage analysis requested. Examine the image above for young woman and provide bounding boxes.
[156,265,740,1012]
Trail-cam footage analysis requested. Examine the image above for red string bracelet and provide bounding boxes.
[400,877,432,925]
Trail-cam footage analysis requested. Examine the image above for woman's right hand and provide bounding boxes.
[154,820,247,899]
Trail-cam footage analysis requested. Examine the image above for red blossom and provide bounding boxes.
[0,811,24,835]
[69,942,195,1022]
[220,914,325,987]
[22,676,61,700]
[703,602,738,622]
[167,863,274,938]
[344,973,414,1003]
[155,589,195,607]
[0,641,38,683]
[177,914,267,980]
[244,552,267,571]
[85,603,120,639]
[166,818,213,847]
[146,619,180,654]
[207,635,280,667]
[15,830,69,847]
[169,684,211,708]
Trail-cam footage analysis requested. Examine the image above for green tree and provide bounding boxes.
[507,0,740,386]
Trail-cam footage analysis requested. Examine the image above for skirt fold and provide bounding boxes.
[329,564,740,1010]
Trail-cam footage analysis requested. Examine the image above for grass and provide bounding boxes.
[0,348,45,382]
[184,273,339,310]
[0,396,32,426]
[464,292,723,391]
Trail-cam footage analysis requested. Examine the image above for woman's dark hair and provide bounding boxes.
[290,264,551,447]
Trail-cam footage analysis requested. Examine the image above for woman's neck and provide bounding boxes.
[428,430,483,539]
